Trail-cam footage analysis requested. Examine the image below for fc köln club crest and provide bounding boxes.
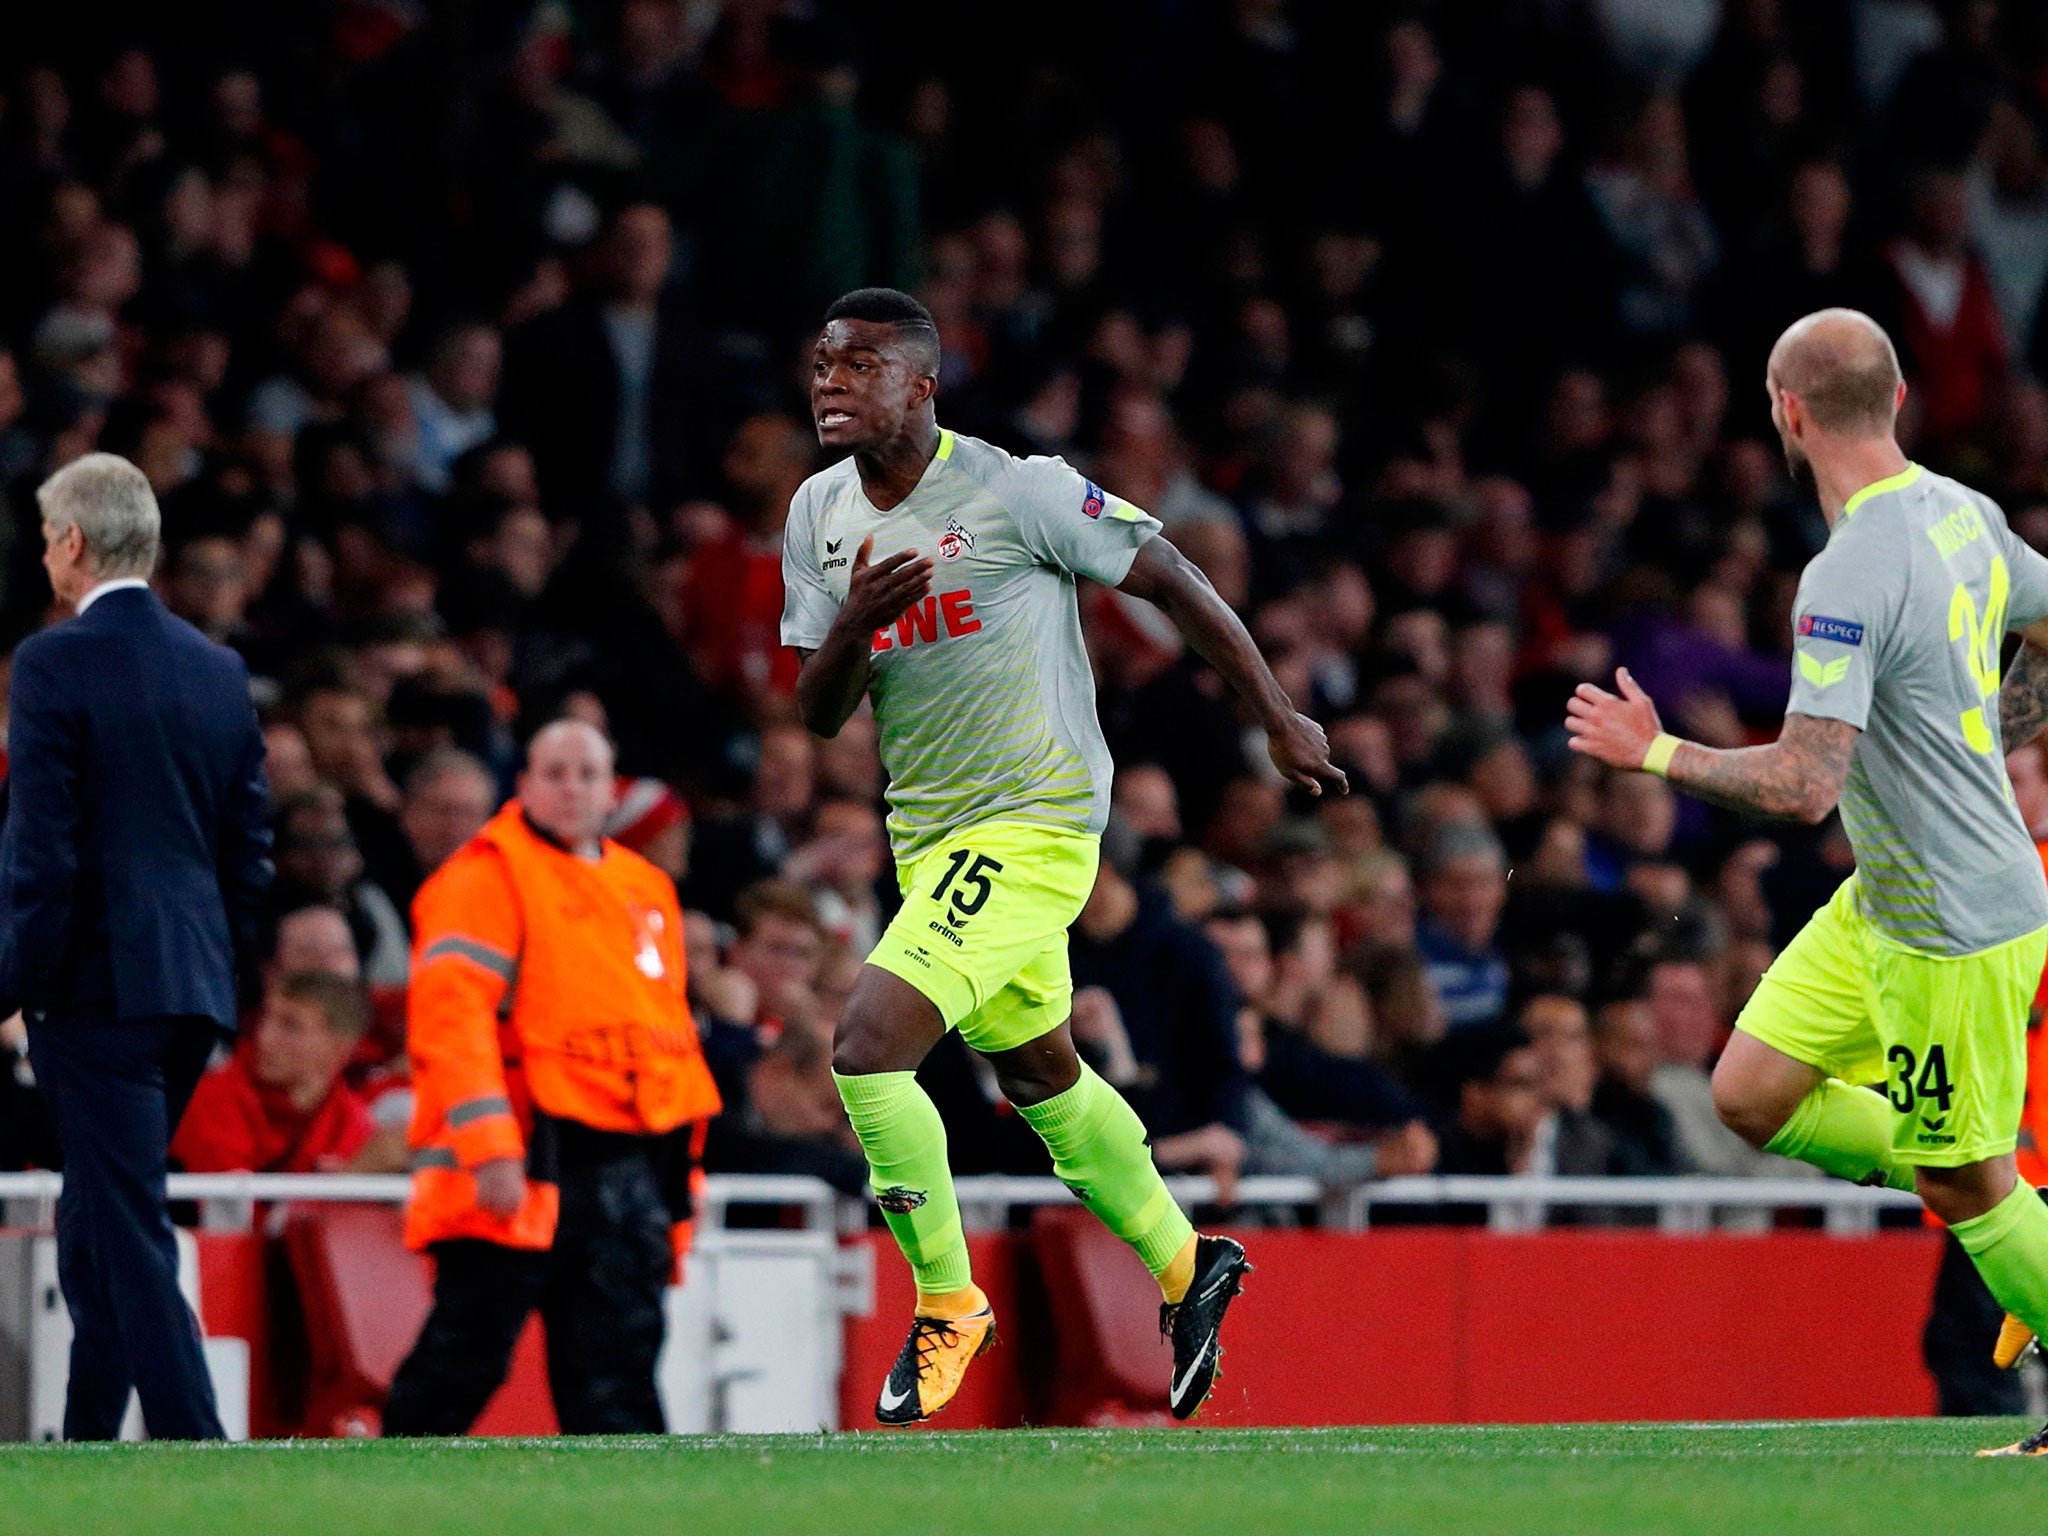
[938,513,976,562]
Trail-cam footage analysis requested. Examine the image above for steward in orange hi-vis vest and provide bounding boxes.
[400,799,721,1253]
[383,721,720,1438]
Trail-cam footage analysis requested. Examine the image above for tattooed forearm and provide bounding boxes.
[2001,640,2048,754]
[1666,713,1858,823]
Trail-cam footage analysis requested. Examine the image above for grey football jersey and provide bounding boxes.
[1787,463,2048,954]
[780,429,1161,864]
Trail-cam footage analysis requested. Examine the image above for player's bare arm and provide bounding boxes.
[2000,619,2048,753]
[793,533,934,737]
[1565,665,1855,823]
[1117,536,1348,796]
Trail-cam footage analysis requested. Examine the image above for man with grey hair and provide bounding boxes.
[35,450,164,580]
[391,746,499,907]
[2,451,272,1439]
[1415,819,1511,1029]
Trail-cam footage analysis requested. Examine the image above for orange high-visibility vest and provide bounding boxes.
[403,803,721,1254]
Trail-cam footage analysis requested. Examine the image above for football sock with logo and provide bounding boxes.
[1013,1062,1195,1298]
[834,1070,973,1297]
[1952,1181,2048,1339]
[1761,1078,1919,1191]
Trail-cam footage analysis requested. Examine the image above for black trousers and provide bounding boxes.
[25,1011,224,1440]
[382,1126,677,1436]
[1923,1229,2028,1416]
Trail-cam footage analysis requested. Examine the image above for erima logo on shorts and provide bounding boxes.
[875,1185,927,1213]
[1797,614,1864,646]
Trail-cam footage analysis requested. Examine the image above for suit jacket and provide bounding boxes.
[498,293,703,520]
[0,586,271,1028]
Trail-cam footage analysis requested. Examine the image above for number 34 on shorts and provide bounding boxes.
[1885,1043,1957,1142]
[1862,919,2045,1165]
[865,820,1102,1050]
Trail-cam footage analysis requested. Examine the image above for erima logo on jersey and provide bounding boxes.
[1797,614,1864,646]
[822,536,848,572]
[1798,651,1853,689]
[1082,480,1106,519]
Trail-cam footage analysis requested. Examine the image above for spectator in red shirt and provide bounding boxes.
[1884,166,2008,451]
[172,972,377,1174]
[678,413,815,710]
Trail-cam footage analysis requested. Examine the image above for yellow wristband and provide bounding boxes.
[1642,733,1682,778]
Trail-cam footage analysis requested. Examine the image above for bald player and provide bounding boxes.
[1567,309,2048,1458]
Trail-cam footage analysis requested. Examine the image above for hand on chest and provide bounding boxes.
[820,501,1007,656]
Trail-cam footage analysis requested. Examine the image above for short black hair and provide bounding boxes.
[1448,1021,1534,1088]
[822,287,940,375]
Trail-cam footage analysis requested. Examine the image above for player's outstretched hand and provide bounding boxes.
[1268,710,1349,796]
[1564,666,1665,770]
[840,533,934,636]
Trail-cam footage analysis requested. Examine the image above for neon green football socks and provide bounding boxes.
[1762,1078,1918,1191]
[1953,1181,2048,1339]
[834,1069,973,1296]
[1014,1062,1194,1294]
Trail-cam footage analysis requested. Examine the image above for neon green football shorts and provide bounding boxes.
[865,820,1102,1054]
[1736,874,2048,1167]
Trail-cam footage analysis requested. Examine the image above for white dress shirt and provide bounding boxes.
[74,576,151,616]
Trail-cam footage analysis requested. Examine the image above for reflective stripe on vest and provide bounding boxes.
[419,935,518,981]
[447,1094,513,1129]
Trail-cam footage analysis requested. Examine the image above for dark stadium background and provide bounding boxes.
[3,0,2048,1432]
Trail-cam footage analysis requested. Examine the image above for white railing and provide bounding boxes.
[0,1171,846,1235]
[0,1171,1929,1235]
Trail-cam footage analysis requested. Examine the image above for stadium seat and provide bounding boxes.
[1029,1206,1174,1425]
[281,1203,556,1437]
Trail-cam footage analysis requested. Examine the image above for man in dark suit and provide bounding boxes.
[2,452,272,1440]
[497,202,721,523]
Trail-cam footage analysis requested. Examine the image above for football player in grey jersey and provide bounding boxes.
[1568,308,2048,1457]
[786,288,1345,1424]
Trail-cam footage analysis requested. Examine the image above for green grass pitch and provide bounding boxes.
[1,1421,2042,1536]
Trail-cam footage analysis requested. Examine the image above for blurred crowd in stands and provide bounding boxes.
[5,0,2048,1210]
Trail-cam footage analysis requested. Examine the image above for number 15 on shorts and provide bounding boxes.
[931,850,1003,927]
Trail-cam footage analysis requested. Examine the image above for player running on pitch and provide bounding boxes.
[1567,308,2048,1458]
[783,288,1346,1424]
